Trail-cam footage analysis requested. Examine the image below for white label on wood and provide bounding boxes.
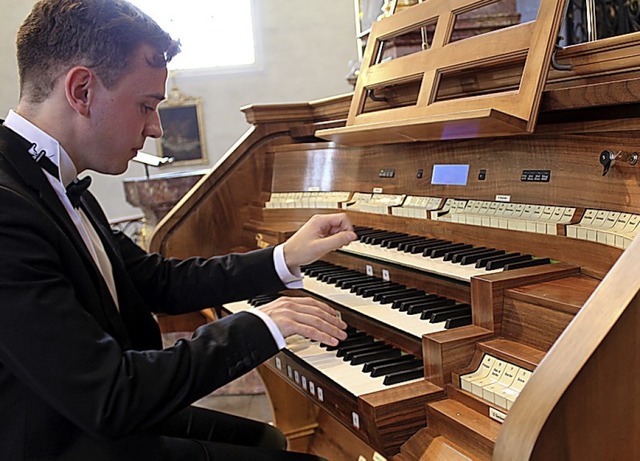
[352,412,360,429]
[489,407,507,423]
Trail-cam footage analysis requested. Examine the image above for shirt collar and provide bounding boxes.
[4,110,78,187]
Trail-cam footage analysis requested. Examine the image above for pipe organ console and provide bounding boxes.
[150,1,640,459]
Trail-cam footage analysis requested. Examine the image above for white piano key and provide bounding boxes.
[222,301,424,397]
[289,335,422,396]
[302,277,449,339]
[339,241,501,282]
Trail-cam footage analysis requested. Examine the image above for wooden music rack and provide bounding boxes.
[317,0,568,145]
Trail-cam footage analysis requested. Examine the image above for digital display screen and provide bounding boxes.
[431,164,469,186]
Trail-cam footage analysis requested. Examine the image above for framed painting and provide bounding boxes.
[157,90,208,166]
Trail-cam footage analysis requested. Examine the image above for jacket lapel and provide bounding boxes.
[80,195,162,350]
[0,125,133,346]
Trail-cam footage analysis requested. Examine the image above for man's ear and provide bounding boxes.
[64,67,94,116]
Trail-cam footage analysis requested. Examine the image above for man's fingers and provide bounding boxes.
[283,213,357,270]
[276,312,347,346]
[259,296,348,344]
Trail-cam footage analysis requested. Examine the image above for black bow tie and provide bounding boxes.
[66,176,92,208]
[35,152,91,208]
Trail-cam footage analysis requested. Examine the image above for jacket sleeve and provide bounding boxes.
[76,181,287,315]
[115,229,287,315]
[0,186,281,438]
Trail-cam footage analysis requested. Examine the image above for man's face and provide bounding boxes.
[83,44,167,175]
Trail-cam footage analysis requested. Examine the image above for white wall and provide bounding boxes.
[0,1,358,219]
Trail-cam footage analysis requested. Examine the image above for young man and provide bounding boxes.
[0,1,356,459]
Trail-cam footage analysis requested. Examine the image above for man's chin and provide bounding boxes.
[93,163,129,176]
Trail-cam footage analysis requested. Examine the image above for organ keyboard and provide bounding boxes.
[227,294,427,391]
[341,226,553,282]
[227,295,426,396]
[150,2,640,459]
[301,261,471,338]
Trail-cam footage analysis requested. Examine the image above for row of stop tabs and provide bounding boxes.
[459,354,532,411]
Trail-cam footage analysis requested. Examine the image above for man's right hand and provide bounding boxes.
[258,296,347,346]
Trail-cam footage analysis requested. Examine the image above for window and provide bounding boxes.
[128,0,256,71]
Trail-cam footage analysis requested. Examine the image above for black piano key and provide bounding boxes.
[383,366,424,385]
[305,265,341,277]
[475,252,520,268]
[426,243,471,259]
[319,269,354,282]
[340,277,376,289]
[249,293,280,307]
[327,334,375,357]
[328,272,365,283]
[353,228,375,239]
[378,289,426,304]
[301,261,333,272]
[504,257,552,271]
[370,358,423,377]
[331,332,372,347]
[408,239,451,254]
[335,339,378,356]
[391,293,433,309]
[398,237,438,252]
[350,348,402,366]
[373,287,415,302]
[326,334,372,351]
[485,254,531,270]
[460,249,505,265]
[355,227,385,239]
[361,354,418,373]
[348,279,384,293]
[419,241,454,256]
[442,244,476,261]
[356,232,384,244]
[362,231,397,245]
[396,294,443,311]
[450,247,492,263]
[381,235,423,248]
[429,305,472,323]
[322,270,363,283]
[343,343,391,361]
[355,281,391,296]
[361,283,405,298]
[336,275,374,288]
[407,299,455,315]
[324,272,363,285]
[419,302,467,320]
[337,340,385,356]
[378,234,412,247]
[445,314,473,329]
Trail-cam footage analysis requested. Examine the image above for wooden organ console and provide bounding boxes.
[149,1,640,459]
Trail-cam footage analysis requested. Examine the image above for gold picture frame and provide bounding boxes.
[157,86,208,166]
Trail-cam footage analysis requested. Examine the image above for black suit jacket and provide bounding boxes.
[0,124,285,459]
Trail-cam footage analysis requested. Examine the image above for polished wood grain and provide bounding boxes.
[494,232,640,461]
[149,29,640,461]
